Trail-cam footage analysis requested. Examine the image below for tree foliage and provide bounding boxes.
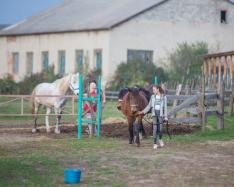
[108,60,168,90]
[168,42,208,83]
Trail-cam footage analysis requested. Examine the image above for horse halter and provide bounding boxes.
[69,83,79,91]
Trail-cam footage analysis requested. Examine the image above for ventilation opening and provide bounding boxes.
[220,10,227,23]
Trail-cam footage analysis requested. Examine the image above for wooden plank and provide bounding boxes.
[217,80,224,129]
[223,57,227,84]
[172,84,182,118]
[168,94,200,117]
[218,57,222,84]
[205,93,218,100]
[199,75,206,131]
[203,50,234,59]
[166,95,193,100]
[213,58,217,87]
[169,117,201,124]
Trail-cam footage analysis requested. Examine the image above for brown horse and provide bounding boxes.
[117,87,150,146]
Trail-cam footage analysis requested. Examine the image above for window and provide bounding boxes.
[94,49,102,71]
[127,49,153,64]
[42,51,49,70]
[220,10,227,23]
[75,50,84,73]
[26,52,33,74]
[58,50,65,75]
[12,52,19,74]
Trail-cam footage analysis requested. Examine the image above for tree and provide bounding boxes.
[108,60,168,90]
[169,42,208,84]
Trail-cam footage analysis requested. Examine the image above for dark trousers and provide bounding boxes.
[153,110,163,144]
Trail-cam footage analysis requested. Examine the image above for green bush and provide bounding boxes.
[108,60,168,90]
[18,66,59,94]
[0,74,19,94]
[0,66,59,94]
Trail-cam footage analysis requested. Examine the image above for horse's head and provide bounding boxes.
[128,87,141,114]
[69,73,80,95]
[117,87,129,111]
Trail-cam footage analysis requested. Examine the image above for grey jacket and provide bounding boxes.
[143,94,168,118]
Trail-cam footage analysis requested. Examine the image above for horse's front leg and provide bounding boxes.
[133,118,140,146]
[45,107,51,133]
[54,108,62,134]
[128,117,134,144]
[32,103,40,133]
[138,116,146,140]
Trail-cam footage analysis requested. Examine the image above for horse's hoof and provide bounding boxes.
[54,129,60,134]
[32,128,37,133]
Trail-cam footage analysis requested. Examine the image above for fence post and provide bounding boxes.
[199,75,206,131]
[228,84,234,116]
[217,80,224,129]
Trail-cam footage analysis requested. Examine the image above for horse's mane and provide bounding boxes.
[52,74,71,94]
[118,87,129,99]
[139,87,151,102]
[118,86,151,102]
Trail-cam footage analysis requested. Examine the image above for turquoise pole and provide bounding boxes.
[154,76,158,85]
[78,75,83,139]
[97,76,102,138]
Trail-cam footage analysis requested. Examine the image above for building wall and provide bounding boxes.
[0,31,110,81]
[109,0,234,72]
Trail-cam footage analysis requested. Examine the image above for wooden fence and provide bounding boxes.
[106,79,234,129]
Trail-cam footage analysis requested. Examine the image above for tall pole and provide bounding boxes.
[78,75,83,139]
[97,76,102,138]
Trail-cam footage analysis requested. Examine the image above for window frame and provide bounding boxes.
[12,52,19,74]
[58,50,66,75]
[26,52,33,75]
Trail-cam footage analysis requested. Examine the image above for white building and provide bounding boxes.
[0,0,234,82]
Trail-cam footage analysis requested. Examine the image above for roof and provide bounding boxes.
[0,0,167,36]
[0,24,10,30]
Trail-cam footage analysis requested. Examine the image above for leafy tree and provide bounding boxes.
[108,60,168,90]
[168,42,208,83]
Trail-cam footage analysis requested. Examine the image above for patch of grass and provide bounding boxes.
[0,155,63,187]
[172,114,234,143]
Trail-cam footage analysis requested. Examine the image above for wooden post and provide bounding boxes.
[218,57,222,84]
[172,84,182,118]
[213,58,217,88]
[217,80,224,129]
[228,84,234,116]
[223,57,227,86]
[208,58,212,89]
[199,73,206,131]
[185,84,191,117]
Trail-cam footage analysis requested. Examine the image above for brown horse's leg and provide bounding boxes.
[128,117,134,144]
[133,120,140,146]
[139,117,146,138]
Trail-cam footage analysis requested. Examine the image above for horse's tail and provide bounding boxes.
[31,89,36,114]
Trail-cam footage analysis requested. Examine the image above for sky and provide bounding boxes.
[0,0,64,24]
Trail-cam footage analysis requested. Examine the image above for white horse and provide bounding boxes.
[31,73,79,134]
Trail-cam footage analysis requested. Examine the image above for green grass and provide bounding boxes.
[0,97,123,122]
[172,113,234,143]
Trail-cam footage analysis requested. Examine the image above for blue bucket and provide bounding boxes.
[64,169,81,184]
